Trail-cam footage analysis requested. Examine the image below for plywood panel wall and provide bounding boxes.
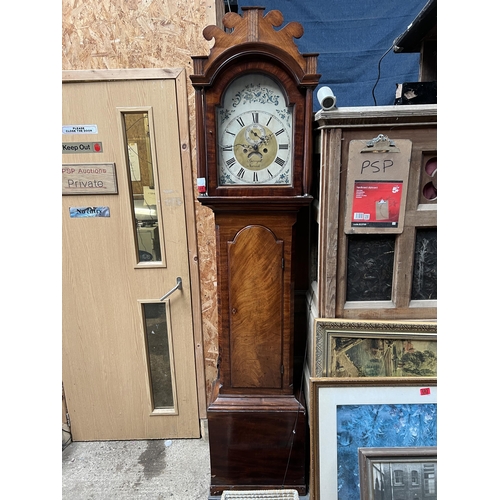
[62,0,222,404]
[62,0,217,69]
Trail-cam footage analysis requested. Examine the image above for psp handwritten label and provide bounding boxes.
[345,139,412,234]
[62,163,118,195]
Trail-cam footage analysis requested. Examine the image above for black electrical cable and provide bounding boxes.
[372,44,395,106]
[281,324,309,489]
[62,427,72,451]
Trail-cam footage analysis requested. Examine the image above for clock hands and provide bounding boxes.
[233,142,259,152]
[249,128,274,145]
[234,127,272,151]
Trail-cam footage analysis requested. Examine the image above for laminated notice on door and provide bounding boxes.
[344,137,411,234]
[69,206,110,218]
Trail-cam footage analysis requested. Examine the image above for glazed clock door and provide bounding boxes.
[217,73,293,186]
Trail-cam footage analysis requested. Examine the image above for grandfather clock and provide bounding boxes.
[191,7,319,496]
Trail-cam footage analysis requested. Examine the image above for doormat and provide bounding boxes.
[221,490,299,500]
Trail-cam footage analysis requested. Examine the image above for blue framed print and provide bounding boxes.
[310,377,437,500]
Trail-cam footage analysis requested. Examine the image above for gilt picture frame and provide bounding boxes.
[312,318,437,377]
[309,377,437,500]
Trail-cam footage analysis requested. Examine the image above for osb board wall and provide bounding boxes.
[62,0,223,405]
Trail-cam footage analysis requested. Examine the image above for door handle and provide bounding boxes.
[159,277,182,301]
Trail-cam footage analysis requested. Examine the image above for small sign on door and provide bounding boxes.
[62,163,118,195]
[62,124,98,134]
[69,206,110,218]
[62,142,103,154]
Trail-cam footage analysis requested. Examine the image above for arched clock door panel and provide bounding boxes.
[228,225,284,390]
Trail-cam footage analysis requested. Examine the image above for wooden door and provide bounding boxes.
[62,71,200,440]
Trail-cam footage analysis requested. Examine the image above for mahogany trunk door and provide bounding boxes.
[62,71,200,440]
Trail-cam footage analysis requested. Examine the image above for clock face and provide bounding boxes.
[217,74,293,186]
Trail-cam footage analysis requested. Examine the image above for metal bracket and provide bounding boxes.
[361,134,401,153]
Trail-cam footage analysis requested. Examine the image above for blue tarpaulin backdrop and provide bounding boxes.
[239,0,429,110]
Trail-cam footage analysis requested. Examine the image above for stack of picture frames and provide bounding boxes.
[309,319,437,500]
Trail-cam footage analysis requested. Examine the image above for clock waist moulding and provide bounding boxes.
[190,7,320,496]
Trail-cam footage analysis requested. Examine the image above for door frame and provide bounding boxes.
[62,68,207,421]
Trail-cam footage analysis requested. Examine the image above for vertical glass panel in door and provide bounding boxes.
[143,303,174,409]
[123,112,162,262]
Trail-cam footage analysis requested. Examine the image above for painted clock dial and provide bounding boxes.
[217,74,293,186]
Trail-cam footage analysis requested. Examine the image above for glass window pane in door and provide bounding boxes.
[123,112,162,263]
[143,303,174,409]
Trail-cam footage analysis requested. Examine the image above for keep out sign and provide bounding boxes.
[62,142,103,154]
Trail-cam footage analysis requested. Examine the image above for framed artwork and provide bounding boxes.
[312,318,437,377]
[310,377,437,500]
[358,446,437,500]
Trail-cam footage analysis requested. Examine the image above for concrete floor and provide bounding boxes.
[62,438,211,499]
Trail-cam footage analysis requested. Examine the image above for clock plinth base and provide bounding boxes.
[207,394,308,497]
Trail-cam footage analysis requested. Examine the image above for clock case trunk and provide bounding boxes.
[203,201,310,496]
